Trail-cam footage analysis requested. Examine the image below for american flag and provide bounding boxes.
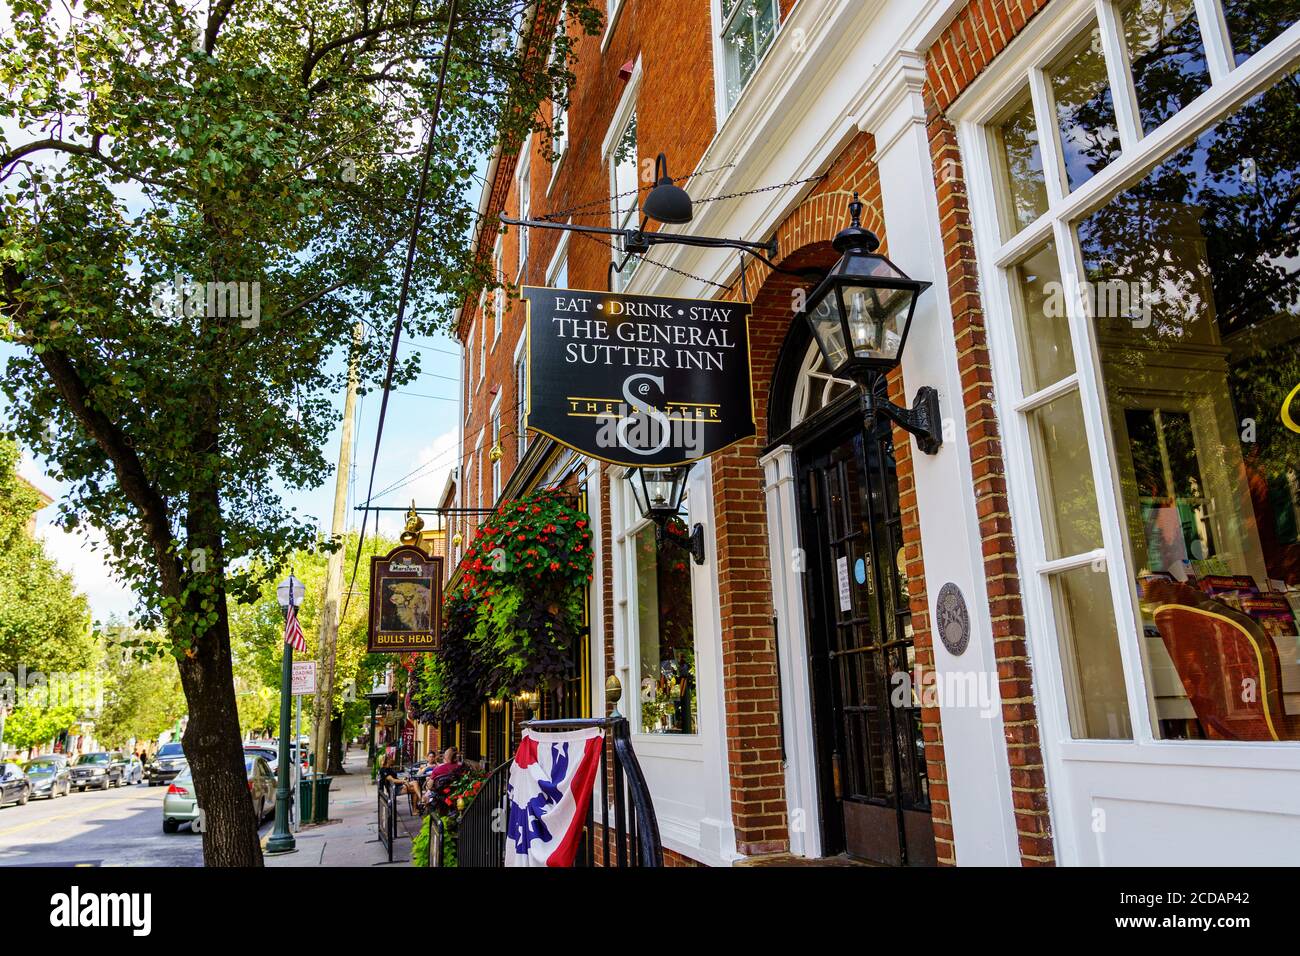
[284,603,307,652]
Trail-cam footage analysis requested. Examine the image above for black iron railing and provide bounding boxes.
[451,715,662,867]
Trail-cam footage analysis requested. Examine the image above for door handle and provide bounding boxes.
[831,752,843,799]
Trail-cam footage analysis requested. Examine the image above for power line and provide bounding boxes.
[342,0,461,624]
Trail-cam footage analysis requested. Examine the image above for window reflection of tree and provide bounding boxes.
[1079,69,1300,493]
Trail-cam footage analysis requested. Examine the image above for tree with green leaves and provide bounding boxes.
[3,699,80,754]
[227,531,395,765]
[0,438,94,678]
[0,0,597,864]
[94,631,188,750]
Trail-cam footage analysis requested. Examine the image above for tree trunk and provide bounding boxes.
[328,712,346,774]
[177,599,263,867]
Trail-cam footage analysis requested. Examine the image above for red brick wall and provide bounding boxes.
[924,0,1054,866]
[715,132,952,863]
[456,0,721,513]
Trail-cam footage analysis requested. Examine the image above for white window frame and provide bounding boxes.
[513,325,529,462]
[710,0,782,121]
[601,0,626,52]
[493,236,504,346]
[546,225,570,290]
[602,58,642,293]
[466,314,477,418]
[516,151,531,283]
[549,5,569,194]
[475,428,485,510]
[953,0,1300,862]
[608,459,735,864]
[490,393,502,504]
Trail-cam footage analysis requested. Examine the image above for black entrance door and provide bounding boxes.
[797,414,935,866]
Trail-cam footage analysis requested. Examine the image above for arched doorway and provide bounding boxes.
[766,309,936,867]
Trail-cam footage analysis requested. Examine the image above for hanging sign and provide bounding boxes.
[368,546,443,653]
[523,286,756,467]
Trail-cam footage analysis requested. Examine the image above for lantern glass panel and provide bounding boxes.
[631,466,685,516]
[807,289,848,373]
[842,282,913,365]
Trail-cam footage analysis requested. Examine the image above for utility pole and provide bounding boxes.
[312,322,362,777]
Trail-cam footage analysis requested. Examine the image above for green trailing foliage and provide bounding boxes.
[412,490,593,722]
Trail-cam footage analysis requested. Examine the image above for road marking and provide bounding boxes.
[0,791,164,839]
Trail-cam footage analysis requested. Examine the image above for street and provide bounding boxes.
[0,781,275,867]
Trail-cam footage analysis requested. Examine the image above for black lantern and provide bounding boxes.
[627,465,706,565]
[803,194,942,454]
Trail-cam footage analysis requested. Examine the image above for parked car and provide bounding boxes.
[163,757,277,833]
[246,756,277,823]
[161,767,197,833]
[70,752,124,791]
[242,744,279,773]
[23,756,71,799]
[145,742,187,785]
[110,752,144,784]
[0,762,32,807]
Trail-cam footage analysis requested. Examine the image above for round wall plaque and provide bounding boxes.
[936,582,970,656]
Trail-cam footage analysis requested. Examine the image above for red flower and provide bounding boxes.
[549,561,560,571]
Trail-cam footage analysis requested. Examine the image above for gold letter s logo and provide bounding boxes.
[1283,382,1300,435]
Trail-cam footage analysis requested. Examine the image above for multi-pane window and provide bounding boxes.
[971,0,1300,742]
[552,7,568,165]
[720,0,779,111]
[491,404,502,503]
[466,317,476,417]
[609,110,638,292]
[515,353,528,460]
[493,239,504,344]
[625,482,698,735]
[517,154,530,279]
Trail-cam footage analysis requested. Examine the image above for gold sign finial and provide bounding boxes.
[399,500,425,545]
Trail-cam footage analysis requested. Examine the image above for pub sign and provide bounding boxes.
[368,545,442,653]
[523,286,756,467]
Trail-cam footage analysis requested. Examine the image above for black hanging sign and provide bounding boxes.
[523,285,756,467]
[368,546,443,653]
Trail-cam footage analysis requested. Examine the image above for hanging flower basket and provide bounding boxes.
[412,489,594,722]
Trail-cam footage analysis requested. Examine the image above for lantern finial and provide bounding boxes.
[832,193,880,255]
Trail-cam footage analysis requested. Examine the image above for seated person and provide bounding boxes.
[417,748,466,814]
[386,748,461,813]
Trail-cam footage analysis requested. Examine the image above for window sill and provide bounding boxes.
[601,0,625,52]
[547,149,566,197]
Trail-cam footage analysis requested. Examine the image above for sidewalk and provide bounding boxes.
[264,746,409,867]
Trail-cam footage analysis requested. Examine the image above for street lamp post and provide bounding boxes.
[265,574,302,855]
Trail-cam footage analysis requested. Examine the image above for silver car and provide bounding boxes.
[23,756,71,799]
[162,757,278,833]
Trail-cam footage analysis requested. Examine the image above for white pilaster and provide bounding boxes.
[760,444,822,859]
[857,50,1022,866]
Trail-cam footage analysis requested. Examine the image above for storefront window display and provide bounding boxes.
[633,510,698,735]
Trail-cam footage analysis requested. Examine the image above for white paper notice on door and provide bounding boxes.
[836,556,852,613]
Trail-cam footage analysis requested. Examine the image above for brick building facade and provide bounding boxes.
[444,0,1300,866]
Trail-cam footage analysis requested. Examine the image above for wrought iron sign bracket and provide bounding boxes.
[859,371,943,456]
[499,213,778,261]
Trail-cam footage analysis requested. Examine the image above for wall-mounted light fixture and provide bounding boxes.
[802,194,941,454]
[626,465,706,565]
